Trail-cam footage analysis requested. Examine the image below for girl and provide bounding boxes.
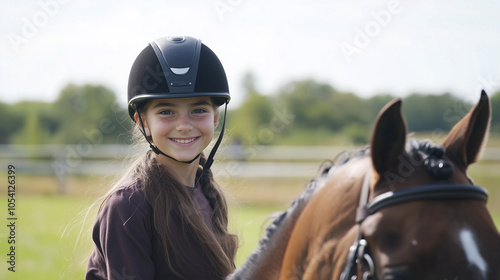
[86,36,238,280]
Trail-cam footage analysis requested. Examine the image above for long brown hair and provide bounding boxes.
[137,150,237,279]
[98,103,237,279]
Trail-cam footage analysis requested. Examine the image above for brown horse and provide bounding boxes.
[228,91,500,280]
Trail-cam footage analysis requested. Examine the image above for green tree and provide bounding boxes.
[52,83,129,144]
[366,94,395,120]
[402,93,470,132]
[228,90,274,144]
[10,102,51,144]
[0,102,23,144]
[278,80,339,129]
[276,79,373,143]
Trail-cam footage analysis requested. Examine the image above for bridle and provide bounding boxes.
[340,171,489,280]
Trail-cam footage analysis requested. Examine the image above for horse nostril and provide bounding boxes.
[380,232,401,251]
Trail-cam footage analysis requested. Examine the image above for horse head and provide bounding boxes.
[353,90,500,279]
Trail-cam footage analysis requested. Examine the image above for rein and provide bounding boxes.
[340,171,489,280]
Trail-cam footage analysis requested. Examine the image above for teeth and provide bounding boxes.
[173,138,196,144]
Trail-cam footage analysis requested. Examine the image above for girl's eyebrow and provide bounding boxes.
[152,102,175,109]
[190,101,212,107]
[152,101,211,109]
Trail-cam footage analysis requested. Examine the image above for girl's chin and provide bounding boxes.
[158,151,201,163]
[174,155,200,162]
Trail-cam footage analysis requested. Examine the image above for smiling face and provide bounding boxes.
[135,96,219,164]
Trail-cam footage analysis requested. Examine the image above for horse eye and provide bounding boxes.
[380,232,401,251]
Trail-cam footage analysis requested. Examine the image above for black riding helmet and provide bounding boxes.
[127,36,229,170]
[128,36,230,118]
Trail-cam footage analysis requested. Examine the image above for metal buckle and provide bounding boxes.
[357,239,375,280]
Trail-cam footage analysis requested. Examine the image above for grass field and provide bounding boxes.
[0,160,499,279]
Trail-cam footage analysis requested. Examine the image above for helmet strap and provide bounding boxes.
[204,101,227,170]
[134,104,200,164]
[194,101,227,189]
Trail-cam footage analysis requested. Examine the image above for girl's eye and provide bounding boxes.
[159,110,174,115]
[193,108,208,114]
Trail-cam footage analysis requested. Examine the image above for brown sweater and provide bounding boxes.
[85,178,217,280]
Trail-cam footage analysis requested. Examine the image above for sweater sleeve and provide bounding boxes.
[86,188,155,280]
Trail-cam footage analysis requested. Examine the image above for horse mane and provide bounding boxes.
[244,167,328,261]
[405,139,454,179]
[323,139,454,180]
[320,146,371,176]
[234,146,371,274]
[266,147,371,240]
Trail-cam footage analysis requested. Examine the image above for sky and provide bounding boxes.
[1,0,499,108]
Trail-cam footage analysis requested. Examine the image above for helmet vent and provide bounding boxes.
[168,36,185,42]
[170,82,192,87]
[170,67,190,75]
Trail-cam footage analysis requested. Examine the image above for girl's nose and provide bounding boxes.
[176,114,193,132]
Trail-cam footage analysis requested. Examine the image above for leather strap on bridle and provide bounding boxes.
[356,173,488,224]
[356,171,373,224]
[340,172,372,280]
[366,184,487,215]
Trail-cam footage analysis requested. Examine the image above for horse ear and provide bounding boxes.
[442,90,491,170]
[371,99,407,175]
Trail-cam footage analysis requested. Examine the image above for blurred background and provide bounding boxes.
[1,0,500,279]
